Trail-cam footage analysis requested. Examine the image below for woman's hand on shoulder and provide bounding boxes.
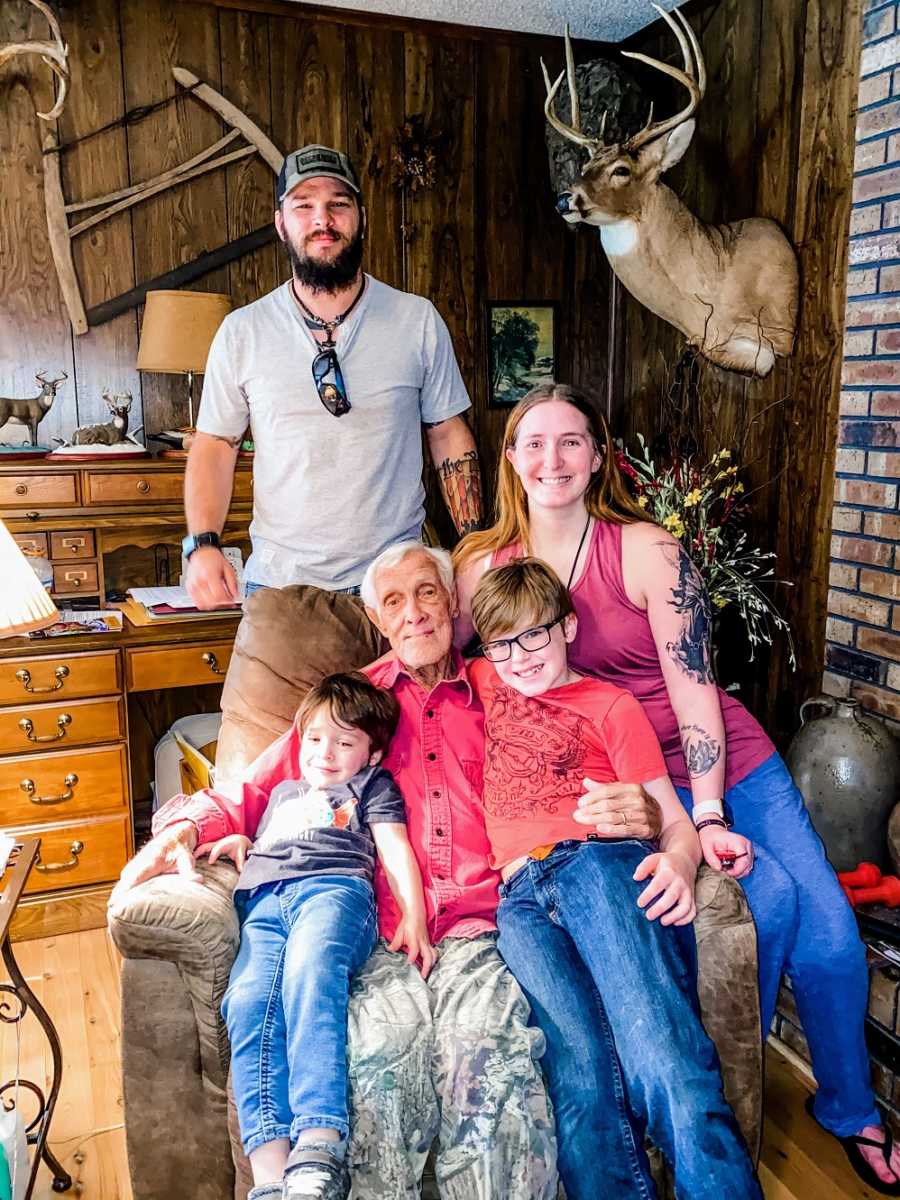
[633,849,698,925]
[697,827,754,880]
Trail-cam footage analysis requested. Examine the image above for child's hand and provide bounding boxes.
[388,916,438,979]
[633,850,698,926]
[698,827,754,880]
[201,834,252,871]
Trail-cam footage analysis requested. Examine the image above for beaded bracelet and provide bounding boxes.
[695,817,729,833]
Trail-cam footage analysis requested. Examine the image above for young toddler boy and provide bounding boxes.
[469,558,761,1200]
[205,672,434,1200]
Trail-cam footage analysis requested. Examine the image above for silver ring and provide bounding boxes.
[618,810,626,827]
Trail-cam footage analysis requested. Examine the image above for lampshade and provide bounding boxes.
[0,520,58,637]
[136,290,233,375]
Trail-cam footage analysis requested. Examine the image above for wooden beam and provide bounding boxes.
[84,225,278,328]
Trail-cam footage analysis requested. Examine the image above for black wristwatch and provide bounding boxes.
[182,531,222,560]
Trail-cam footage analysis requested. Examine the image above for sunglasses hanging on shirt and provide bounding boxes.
[292,279,365,418]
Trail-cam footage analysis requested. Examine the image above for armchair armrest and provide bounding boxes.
[108,859,241,1088]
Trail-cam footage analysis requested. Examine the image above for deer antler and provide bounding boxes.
[0,0,69,121]
[541,25,604,153]
[622,4,706,153]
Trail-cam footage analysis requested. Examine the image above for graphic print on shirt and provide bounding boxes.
[253,784,359,852]
[482,685,587,819]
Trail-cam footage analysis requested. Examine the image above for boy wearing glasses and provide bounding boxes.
[468,558,761,1199]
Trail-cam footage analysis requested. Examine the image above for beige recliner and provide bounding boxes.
[108,585,762,1200]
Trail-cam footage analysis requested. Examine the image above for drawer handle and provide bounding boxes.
[35,840,84,874]
[20,773,78,805]
[62,538,85,552]
[136,480,150,494]
[202,651,226,676]
[14,484,27,496]
[18,713,71,743]
[63,571,87,586]
[15,665,69,694]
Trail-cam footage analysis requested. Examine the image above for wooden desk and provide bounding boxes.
[0,459,251,940]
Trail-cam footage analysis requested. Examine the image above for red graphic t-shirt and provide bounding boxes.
[469,658,668,870]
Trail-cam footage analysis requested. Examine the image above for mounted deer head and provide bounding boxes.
[0,0,69,121]
[542,4,799,377]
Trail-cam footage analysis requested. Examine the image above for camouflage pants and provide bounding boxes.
[346,934,558,1200]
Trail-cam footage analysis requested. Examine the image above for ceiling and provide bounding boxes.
[288,0,681,44]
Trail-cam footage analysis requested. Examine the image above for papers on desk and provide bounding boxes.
[122,585,241,626]
[129,586,213,610]
[28,609,123,638]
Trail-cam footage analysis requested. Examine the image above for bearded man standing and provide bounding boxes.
[183,144,483,605]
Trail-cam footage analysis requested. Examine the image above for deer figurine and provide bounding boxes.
[72,390,134,446]
[543,4,799,377]
[0,371,67,445]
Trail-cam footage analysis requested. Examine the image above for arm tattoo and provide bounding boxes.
[205,432,242,448]
[655,541,715,684]
[436,449,484,535]
[679,724,722,778]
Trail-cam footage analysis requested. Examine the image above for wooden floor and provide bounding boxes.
[0,927,883,1199]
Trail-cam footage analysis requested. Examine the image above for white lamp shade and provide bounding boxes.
[0,520,58,636]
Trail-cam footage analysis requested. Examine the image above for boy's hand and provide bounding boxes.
[388,917,438,979]
[634,850,697,926]
[201,833,252,871]
[698,827,754,880]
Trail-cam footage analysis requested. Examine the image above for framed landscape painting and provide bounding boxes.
[488,302,558,407]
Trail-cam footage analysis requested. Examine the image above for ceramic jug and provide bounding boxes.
[785,695,900,873]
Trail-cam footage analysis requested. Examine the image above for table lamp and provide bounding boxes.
[136,289,232,448]
[0,519,58,637]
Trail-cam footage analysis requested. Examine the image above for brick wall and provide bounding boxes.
[828,0,900,724]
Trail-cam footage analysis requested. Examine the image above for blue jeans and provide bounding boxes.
[244,582,362,597]
[496,840,761,1200]
[677,751,877,1137]
[222,874,377,1154]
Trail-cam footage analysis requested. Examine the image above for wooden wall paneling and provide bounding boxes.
[218,8,279,308]
[0,1,75,448]
[121,0,227,437]
[345,26,405,292]
[61,0,142,437]
[269,15,347,161]
[768,0,861,736]
[404,31,477,547]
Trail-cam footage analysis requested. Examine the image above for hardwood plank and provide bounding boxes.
[61,0,142,434]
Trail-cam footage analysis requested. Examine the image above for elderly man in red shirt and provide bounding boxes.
[116,540,661,1199]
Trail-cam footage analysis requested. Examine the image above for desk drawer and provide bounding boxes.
[17,814,130,894]
[13,532,48,557]
[0,651,120,705]
[0,473,77,507]
[86,471,183,505]
[126,640,233,691]
[0,745,127,824]
[52,563,100,594]
[49,530,95,560]
[0,697,124,755]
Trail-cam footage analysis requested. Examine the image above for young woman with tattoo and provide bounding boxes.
[453,383,900,1195]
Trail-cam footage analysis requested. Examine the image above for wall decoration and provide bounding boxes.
[542,5,799,378]
[0,0,69,121]
[489,302,557,407]
[0,371,67,448]
[41,67,283,335]
[391,117,441,193]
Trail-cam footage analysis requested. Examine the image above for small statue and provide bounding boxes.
[0,371,67,446]
[71,390,136,445]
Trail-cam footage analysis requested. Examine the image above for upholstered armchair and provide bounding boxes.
[108,585,762,1200]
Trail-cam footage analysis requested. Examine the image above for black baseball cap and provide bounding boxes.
[277,144,361,203]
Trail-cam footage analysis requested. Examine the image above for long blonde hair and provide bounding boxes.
[454,384,648,574]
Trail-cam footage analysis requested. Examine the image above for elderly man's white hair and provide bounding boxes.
[361,540,455,610]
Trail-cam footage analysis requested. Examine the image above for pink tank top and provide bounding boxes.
[493,521,773,790]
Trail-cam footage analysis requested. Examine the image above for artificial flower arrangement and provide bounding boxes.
[618,436,795,666]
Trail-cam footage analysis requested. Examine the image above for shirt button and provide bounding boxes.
[436,828,444,837]
[433,790,440,798]
[426,709,435,718]
[427,752,437,761]
[439,905,447,914]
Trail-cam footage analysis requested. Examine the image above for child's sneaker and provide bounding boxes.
[282,1147,350,1200]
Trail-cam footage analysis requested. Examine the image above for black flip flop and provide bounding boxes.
[805,1094,900,1196]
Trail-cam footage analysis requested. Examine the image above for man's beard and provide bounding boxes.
[286,226,365,293]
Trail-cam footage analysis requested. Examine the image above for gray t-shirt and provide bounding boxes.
[235,763,406,893]
[197,275,471,590]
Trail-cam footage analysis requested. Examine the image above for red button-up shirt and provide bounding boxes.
[152,653,499,943]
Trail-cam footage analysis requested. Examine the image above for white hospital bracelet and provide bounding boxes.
[692,799,726,825]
